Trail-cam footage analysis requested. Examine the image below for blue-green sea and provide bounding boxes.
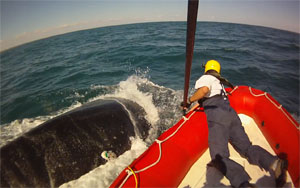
[1,21,299,187]
[1,21,299,130]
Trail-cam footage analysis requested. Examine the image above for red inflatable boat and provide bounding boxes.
[110,86,299,188]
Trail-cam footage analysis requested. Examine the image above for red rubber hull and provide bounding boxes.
[227,86,299,187]
[110,86,299,187]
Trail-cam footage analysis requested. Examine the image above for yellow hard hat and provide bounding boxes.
[204,60,221,73]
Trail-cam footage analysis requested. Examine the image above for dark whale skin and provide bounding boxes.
[0,99,150,187]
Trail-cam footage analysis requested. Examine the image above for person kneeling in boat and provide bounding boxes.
[181,60,288,188]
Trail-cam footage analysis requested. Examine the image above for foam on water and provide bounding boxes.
[89,75,159,126]
[88,75,161,143]
[0,101,83,147]
[1,22,298,188]
[0,74,169,188]
[0,74,167,147]
[55,76,183,188]
[59,137,148,188]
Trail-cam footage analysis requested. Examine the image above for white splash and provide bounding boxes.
[0,75,168,187]
[59,137,147,188]
[0,75,160,147]
[0,101,82,147]
[89,75,159,126]
[88,75,160,143]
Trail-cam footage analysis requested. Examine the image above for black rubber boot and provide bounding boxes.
[274,158,288,187]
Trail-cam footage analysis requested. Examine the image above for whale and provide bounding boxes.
[0,98,151,187]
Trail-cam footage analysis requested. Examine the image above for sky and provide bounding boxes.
[0,0,299,52]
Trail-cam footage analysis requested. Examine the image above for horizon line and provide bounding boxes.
[1,20,299,53]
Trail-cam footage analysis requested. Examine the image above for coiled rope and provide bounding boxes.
[118,110,197,188]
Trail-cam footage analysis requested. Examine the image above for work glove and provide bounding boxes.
[180,98,192,109]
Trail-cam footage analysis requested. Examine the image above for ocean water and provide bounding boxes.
[0,22,299,187]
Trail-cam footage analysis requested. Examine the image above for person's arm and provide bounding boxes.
[189,86,210,103]
[181,86,210,110]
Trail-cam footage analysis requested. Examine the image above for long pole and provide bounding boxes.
[183,0,199,113]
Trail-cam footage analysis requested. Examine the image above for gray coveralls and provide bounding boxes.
[202,94,277,188]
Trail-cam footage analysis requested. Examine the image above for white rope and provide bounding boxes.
[118,110,197,188]
[242,87,299,130]
[118,86,299,187]
[248,86,266,97]
[134,140,162,173]
[228,85,239,95]
[118,172,132,188]
[264,93,282,110]
[160,112,195,143]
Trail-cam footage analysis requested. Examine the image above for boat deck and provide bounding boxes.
[178,114,294,188]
